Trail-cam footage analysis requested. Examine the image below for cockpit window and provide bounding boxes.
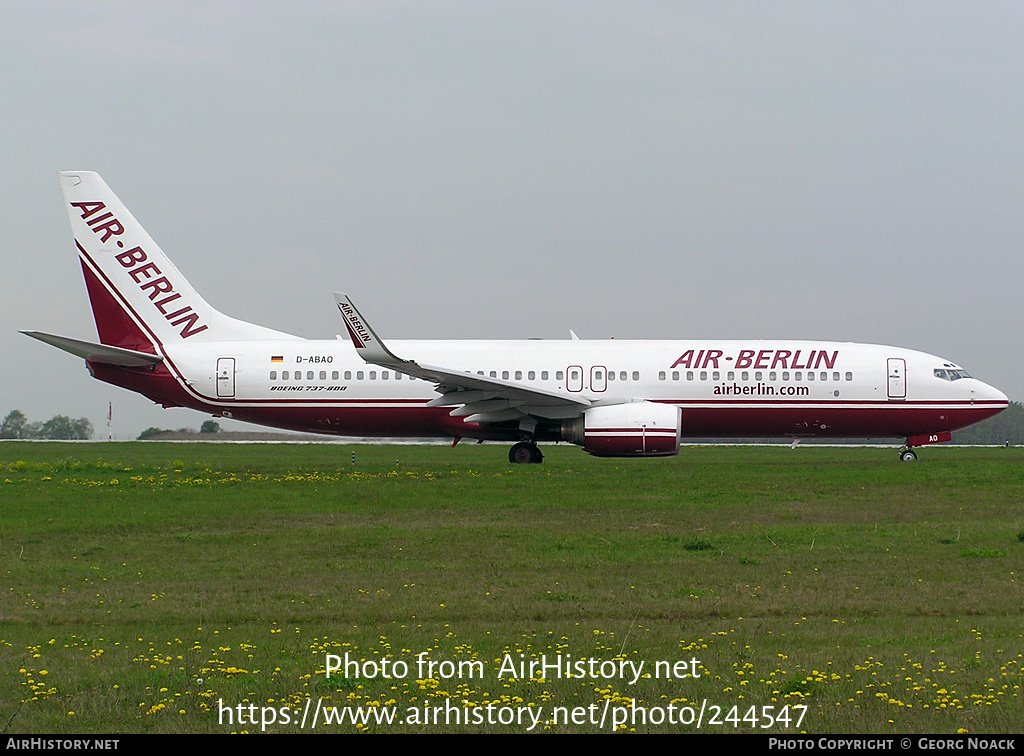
[934,368,972,381]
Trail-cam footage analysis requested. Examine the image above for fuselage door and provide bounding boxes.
[887,358,906,400]
[566,365,583,392]
[590,365,607,393]
[217,357,236,399]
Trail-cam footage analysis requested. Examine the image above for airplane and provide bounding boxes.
[23,171,1009,463]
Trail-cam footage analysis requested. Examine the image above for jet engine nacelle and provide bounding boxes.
[562,401,681,457]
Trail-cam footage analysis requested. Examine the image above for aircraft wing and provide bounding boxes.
[334,293,589,424]
[22,331,164,367]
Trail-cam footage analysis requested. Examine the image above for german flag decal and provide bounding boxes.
[271,355,283,363]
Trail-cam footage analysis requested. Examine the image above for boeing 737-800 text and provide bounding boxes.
[23,172,1008,463]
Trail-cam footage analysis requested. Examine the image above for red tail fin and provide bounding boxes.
[79,255,156,351]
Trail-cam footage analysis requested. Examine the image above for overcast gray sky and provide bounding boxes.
[2,2,1021,438]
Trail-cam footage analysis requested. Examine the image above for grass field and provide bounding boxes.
[1,442,1022,733]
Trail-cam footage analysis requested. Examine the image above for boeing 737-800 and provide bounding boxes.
[23,171,1008,463]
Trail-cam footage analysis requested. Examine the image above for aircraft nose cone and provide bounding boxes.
[974,381,1009,405]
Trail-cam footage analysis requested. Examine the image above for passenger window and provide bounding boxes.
[541,371,549,380]
[344,371,352,380]
[320,371,327,380]
[632,371,640,381]
[295,371,302,380]
[820,372,827,381]
[807,372,815,381]
[727,371,735,381]
[569,370,577,380]
[357,371,364,380]
[672,371,679,381]
[794,371,802,381]
[395,373,401,380]
[282,371,289,380]
[515,370,522,380]
[489,371,497,378]
[608,371,616,381]
[769,371,777,381]
[659,371,666,381]
[382,371,389,380]
[594,370,603,380]
[741,371,749,381]
[528,370,536,380]
[782,371,789,381]
[369,371,376,380]
[270,371,277,380]
[306,371,314,380]
[712,371,720,381]
[845,372,853,381]
[754,371,762,381]
[699,371,707,381]
[833,372,840,382]
[686,371,694,381]
[556,371,564,380]
[332,371,339,380]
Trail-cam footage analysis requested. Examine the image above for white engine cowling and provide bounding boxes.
[562,402,681,458]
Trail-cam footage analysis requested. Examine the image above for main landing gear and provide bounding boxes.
[899,448,918,462]
[509,442,544,464]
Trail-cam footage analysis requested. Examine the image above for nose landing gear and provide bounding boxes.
[898,447,918,462]
[898,431,952,461]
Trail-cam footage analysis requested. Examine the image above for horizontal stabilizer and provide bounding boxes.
[21,331,163,367]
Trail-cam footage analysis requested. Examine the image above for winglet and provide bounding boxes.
[333,293,405,366]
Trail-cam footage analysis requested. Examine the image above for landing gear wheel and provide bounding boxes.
[899,449,918,462]
[509,442,543,464]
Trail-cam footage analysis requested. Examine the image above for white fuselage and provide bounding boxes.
[128,337,1006,441]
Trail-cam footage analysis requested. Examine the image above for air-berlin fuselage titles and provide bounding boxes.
[670,349,837,371]
[24,171,1007,464]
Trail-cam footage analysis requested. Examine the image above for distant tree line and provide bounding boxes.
[138,420,220,440]
[951,401,1024,445]
[137,427,174,440]
[1,410,94,440]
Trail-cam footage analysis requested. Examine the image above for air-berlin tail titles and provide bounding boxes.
[70,201,207,339]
